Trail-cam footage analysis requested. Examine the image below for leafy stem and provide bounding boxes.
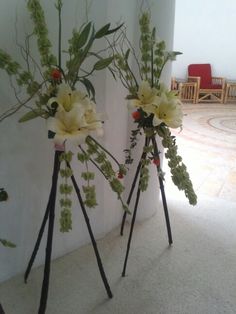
[87,136,121,168]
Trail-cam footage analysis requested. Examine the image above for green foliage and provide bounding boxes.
[81,172,95,181]
[118,164,127,176]
[19,109,47,122]
[95,23,111,39]
[59,150,74,232]
[27,0,57,68]
[93,57,114,71]
[60,198,72,208]
[0,1,123,122]
[139,159,151,192]
[0,239,16,248]
[109,178,124,195]
[157,125,197,205]
[82,185,97,208]
[124,128,142,165]
[60,167,73,178]
[83,136,129,212]
[59,151,73,163]
[113,12,183,92]
[0,49,21,75]
[60,208,72,232]
[77,152,89,163]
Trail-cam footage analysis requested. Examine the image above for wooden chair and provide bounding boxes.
[188,64,225,103]
[224,81,236,103]
[171,77,198,103]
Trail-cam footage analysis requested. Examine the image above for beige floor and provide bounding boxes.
[164,103,236,202]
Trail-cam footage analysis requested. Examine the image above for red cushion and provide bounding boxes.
[188,64,212,89]
[201,83,222,90]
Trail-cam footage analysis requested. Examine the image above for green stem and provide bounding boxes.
[58,1,62,68]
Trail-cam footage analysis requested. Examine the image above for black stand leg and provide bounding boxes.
[24,151,62,314]
[67,162,113,299]
[38,151,61,314]
[24,199,51,283]
[0,303,5,314]
[120,137,151,236]
[151,136,173,245]
[122,184,142,277]
[121,135,173,276]
[120,161,142,236]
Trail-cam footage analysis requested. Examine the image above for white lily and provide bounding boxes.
[48,84,86,112]
[47,105,89,145]
[129,80,158,113]
[47,84,104,144]
[152,90,183,128]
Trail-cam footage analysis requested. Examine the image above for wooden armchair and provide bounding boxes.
[188,64,225,103]
[171,77,198,103]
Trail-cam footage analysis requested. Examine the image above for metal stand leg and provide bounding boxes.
[121,135,173,276]
[25,150,61,314]
[120,137,150,235]
[68,162,113,298]
[151,136,173,245]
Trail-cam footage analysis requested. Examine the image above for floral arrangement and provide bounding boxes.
[0,0,128,233]
[112,12,197,205]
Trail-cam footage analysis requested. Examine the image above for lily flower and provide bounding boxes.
[47,84,104,144]
[129,81,158,112]
[152,89,183,128]
[48,84,86,112]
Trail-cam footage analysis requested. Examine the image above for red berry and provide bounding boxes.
[132,111,141,121]
[51,69,62,80]
[153,158,160,166]
[118,172,124,179]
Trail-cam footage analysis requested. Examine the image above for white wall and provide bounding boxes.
[172,0,236,80]
[0,0,175,282]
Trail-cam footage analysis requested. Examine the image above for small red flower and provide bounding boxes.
[153,158,160,166]
[51,69,62,80]
[117,172,124,179]
[132,111,141,121]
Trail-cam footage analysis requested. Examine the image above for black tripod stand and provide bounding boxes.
[24,150,112,314]
[120,135,173,276]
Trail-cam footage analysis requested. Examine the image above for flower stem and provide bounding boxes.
[57,0,62,68]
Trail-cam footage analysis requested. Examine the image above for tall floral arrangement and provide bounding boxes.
[112,12,197,205]
[0,0,128,233]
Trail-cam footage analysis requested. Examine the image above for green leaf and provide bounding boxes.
[76,22,92,49]
[80,78,95,101]
[95,23,110,39]
[0,238,16,248]
[166,51,182,61]
[18,109,45,123]
[125,49,130,60]
[93,57,114,71]
[106,23,124,35]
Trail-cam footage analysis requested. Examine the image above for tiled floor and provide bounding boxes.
[164,103,236,202]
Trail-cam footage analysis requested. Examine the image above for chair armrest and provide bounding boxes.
[212,77,226,88]
[171,77,187,91]
[188,76,200,89]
